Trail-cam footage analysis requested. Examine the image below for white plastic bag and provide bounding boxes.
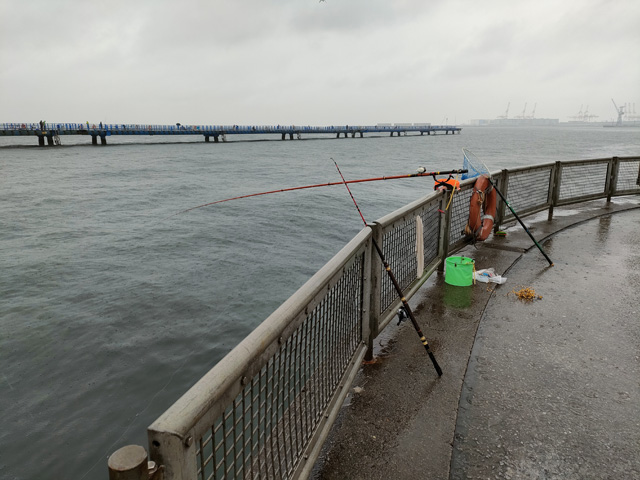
[474,268,507,284]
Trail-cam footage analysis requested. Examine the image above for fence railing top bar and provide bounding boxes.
[149,226,372,438]
[500,162,555,174]
[618,155,640,162]
[560,157,614,166]
[372,169,508,229]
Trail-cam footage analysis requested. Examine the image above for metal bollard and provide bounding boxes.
[108,445,151,480]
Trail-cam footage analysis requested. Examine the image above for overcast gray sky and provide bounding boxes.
[1,0,638,125]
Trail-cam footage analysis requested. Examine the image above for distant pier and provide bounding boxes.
[0,122,461,146]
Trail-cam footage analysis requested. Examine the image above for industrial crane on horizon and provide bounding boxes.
[498,102,510,119]
[611,99,625,125]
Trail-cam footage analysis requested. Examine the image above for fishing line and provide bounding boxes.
[331,158,443,377]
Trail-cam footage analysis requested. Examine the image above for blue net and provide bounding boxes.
[461,148,490,180]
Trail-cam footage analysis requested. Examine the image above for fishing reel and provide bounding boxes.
[396,306,408,325]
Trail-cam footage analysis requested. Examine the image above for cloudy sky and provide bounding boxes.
[1,0,638,125]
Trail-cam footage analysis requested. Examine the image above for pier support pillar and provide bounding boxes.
[46,135,54,146]
[38,135,45,147]
[213,134,219,142]
[289,133,293,140]
[91,135,98,145]
[282,133,286,140]
[108,445,151,480]
[205,135,210,142]
[359,132,363,138]
[100,135,107,145]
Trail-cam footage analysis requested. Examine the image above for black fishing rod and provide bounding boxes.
[462,148,553,266]
[332,159,443,377]
[176,168,468,215]
[490,180,554,266]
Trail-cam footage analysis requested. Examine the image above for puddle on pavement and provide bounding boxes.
[444,283,473,308]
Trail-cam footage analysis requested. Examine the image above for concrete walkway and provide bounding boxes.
[314,197,640,479]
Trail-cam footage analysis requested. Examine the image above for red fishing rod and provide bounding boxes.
[332,159,443,377]
[176,168,467,215]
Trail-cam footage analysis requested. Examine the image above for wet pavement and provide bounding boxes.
[313,197,640,480]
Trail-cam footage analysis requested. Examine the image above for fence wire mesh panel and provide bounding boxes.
[616,159,640,193]
[503,167,552,221]
[558,161,608,201]
[378,201,443,315]
[194,254,365,480]
[419,203,442,269]
[448,187,473,248]
[380,217,416,314]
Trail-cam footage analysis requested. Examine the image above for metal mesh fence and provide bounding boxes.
[194,253,365,480]
[559,162,608,201]
[448,187,473,247]
[617,159,640,193]
[504,167,552,220]
[379,201,442,315]
[380,217,415,313]
[420,204,443,268]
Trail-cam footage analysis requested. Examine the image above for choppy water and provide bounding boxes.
[1,126,639,479]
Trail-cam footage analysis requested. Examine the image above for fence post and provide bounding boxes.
[365,223,383,362]
[547,162,561,221]
[108,445,151,480]
[495,170,509,230]
[607,157,620,202]
[548,161,563,220]
[361,230,374,358]
[437,191,451,272]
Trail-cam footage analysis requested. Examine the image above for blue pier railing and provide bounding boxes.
[0,122,462,146]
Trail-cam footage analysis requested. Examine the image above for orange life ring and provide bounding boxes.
[465,175,497,241]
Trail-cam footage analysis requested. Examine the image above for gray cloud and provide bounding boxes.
[1,0,638,124]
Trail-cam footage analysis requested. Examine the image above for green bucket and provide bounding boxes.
[445,256,475,286]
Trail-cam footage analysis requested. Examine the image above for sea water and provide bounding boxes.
[1,126,639,479]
